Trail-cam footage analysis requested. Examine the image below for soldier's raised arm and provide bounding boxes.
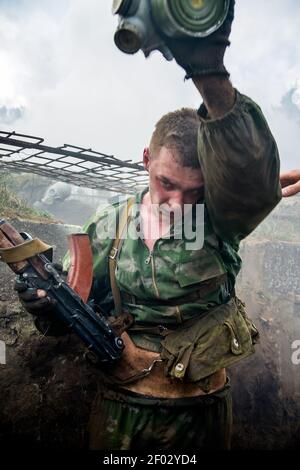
[163,0,282,245]
[195,78,282,245]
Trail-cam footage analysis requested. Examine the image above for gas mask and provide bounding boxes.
[112,0,230,60]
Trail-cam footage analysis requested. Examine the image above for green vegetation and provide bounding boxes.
[0,173,54,222]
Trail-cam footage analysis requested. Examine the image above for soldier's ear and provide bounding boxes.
[143,147,150,171]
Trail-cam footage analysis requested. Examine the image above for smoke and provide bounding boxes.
[0,105,24,124]
[268,85,300,170]
[0,0,299,169]
[280,87,300,125]
[227,0,300,170]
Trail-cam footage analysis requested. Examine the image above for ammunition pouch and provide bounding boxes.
[160,296,259,390]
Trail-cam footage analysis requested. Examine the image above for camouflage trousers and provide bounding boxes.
[88,379,232,451]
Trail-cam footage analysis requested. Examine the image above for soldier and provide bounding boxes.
[15,0,282,450]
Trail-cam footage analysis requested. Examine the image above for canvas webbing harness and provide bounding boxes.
[107,197,228,334]
[108,197,135,317]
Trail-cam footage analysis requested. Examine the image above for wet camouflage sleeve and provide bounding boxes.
[197,91,282,245]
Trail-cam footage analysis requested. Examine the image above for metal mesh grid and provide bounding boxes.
[0,131,148,194]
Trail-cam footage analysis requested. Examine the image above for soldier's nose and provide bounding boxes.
[168,192,184,209]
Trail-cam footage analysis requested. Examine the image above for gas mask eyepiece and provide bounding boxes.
[112,0,230,60]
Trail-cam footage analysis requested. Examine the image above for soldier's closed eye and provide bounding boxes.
[187,188,201,196]
[161,180,175,190]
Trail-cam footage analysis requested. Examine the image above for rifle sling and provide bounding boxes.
[108,197,135,316]
[0,238,52,263]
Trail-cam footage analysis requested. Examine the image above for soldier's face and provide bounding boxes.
[143,146,204,211]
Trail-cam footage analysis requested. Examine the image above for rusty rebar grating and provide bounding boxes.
[0,131,148,194]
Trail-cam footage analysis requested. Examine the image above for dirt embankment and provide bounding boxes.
[0,219,98,448]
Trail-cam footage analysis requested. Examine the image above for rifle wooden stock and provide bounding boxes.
[0,220,93,302]
[0,226,28,273]
[0,220,48,278]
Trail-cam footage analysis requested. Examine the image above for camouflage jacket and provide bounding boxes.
[64,92,281,377]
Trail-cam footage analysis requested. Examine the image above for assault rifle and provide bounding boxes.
[0,219,124,363]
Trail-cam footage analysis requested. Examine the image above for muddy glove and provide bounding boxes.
[162,0,235,79]
[14,263,69,337]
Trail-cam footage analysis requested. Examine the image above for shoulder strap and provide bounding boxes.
[108,197,135,316]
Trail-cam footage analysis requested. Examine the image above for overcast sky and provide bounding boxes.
[0,0,299,170]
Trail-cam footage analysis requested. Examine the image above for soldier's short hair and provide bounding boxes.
[149,108,201,169]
